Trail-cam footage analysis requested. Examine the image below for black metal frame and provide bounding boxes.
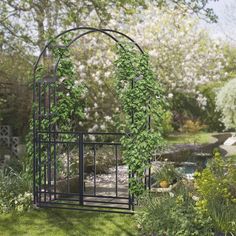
[33,27,149,214]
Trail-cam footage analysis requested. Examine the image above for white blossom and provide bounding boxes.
[100,124,106,130]
[78,64,85,72]
[104,116,112,122]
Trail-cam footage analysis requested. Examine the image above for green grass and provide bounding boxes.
[166,132,216,145]
[0,209,138,236]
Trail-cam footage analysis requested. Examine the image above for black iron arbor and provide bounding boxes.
[33,27,150,213]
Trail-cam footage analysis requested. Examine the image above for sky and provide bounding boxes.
[200,0,236,45]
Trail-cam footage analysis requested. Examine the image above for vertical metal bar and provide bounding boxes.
[51,83,57,200]
[38,84,41,130]
[148,108,151,190]
[43,82,46,115]
[53,140,57,200]
[49,82,57,200]
[38,134,42,203]
[148,115,151,130]
[79,133,84,206]
[37,83,42,203]
[44,161,46,202]
[148,158,151,190]
[47,143,51,201]
[131,79,134,124]
[93,144,96,196]
[33,74,36,205]
[115,145,118,197]
[144,168,147,190]
[48,83,52,201]
[131,171,135,211]
[67,143,70,193]
[48,85,51,115]
[128,170,131,210]
[38,84,42,202]
[131,77,135,208]
[34,132,37,204]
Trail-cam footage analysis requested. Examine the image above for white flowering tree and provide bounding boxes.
[107,3,225,107]
[216,78,236,130]
[69,36,120,133]
[66,2,225,133]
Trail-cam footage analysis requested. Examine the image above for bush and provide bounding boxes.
[216,78,236,130]
[171,92,214,132]
[171,88,224,132]
[162,111,174,136]
[171,92,203,131]
[195,151,236,234]
[199,82,225,132]
[180,119,207,133]
[136,185,214,236]
[0,167,32,213]
[154,163,182,187]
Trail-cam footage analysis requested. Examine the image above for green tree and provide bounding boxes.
[0,52,32,136]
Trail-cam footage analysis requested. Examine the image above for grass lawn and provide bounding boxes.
[166,132,216,145]
[0,209,138,236]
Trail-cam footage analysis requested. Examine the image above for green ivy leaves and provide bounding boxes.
[49,38,85,132]
[115,43,167,196]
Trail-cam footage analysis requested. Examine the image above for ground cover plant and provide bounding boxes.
[136,151,236,236]
[136,184,214,236]
[195,151,236,234]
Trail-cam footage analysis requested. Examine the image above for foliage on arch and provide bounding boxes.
[26,37,86,176]
[28,36,167,196]
[115,44,167,195]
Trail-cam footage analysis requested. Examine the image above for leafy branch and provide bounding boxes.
[115,43,167,196]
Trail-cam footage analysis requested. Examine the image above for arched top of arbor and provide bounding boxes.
[32,26,165,211]
[33,27,144,83]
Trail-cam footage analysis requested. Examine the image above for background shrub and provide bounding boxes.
[216,78,236,130]
[180,119,207,133]
[195,151,236,234]
[136,185,214,236]
[0,159,32,213]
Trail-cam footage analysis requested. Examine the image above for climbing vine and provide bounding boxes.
[115,44,167,196]
[50,40,86,132]
[26,37,85,176]
[28,36,167,197]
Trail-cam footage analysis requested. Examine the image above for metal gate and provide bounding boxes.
[34,131,134,213]
[33,27,145,213]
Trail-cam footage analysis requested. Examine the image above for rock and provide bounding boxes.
[224,136,236,146]
[219,145,236,157]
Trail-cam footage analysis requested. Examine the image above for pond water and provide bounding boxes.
[175,165,197,180]
[174,152,212,179]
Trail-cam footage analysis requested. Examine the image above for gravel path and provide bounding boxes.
[86,165,128,185]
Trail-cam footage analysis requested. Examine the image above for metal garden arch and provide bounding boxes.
[33,27,149,214]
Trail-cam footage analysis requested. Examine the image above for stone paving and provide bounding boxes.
[220,145,236,157]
